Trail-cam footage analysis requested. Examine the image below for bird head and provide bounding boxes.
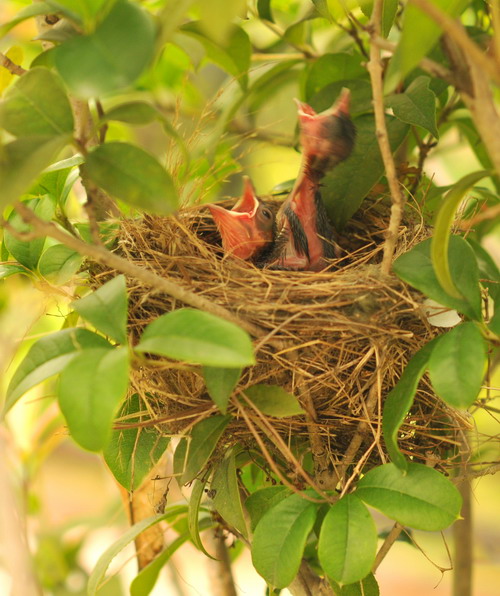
[208,177,275,261]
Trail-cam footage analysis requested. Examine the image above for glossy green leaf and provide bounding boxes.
[252,492,319,588]
[136,308,255,367]
[0,136,71,208]
[318,494,377,585]
[203,366,241,413]
[212,449,249,538]
[386,76,438,138]
[245,486,292,531]
[243,384,304,417]
[356,463,462,531]
[0,3,53,38]
[43,155,85,173]
[83,142,177,215]
[329,573,380,596]
[180,23,251,89]
[5,328,112,412]
[322,115,410,229]
[428,322,486,409]
[257,0,274,21]
[187,478,214,558]
[393,236,482,320]
[71,275,128,344]
[361,0,398,37]
[383,338,439,471]
[0,263,31,279]
[103,394,169,490]
[431,171,489,299]
[87,505,188,596]
[130,516,215,596]
[3,197,55,270]
[54,0,156,98]
[38,244,83,284]
[180,415,231,484]
[385,0,469,92]
[0,67,73,137]
[58,346,129,451]
[305,53,366,100]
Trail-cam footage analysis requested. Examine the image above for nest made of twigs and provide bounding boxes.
[95,197,470,490]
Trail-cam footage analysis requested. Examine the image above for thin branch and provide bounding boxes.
[0,51,27,76]
[368,1,407,276]
[372,522,403,572]
[203,530,238,596]
[12,201,265,338]
[410,0,500,87]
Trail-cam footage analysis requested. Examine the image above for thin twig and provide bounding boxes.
[0,51,27,76]
[12,201,266,338]
[368,1,407,275]
[372,522,403,572]
[409,0,500,87]
[203,530,238,596]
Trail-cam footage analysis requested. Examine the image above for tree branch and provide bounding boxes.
[367,2,407,276]
[0,51,27,76]
[204,530,238,596]
[13,201,266,338]
[409,0,500,87]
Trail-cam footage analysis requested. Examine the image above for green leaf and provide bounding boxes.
[212,448,249,538]
[187,478,214,558]
[0,263,31,279]
[257,0,274,21]
[305,53,366,100]
[0,136,71,208]
[385,0,469,92]
[130,517,215,596]
[318,494,377,585]
[0,3,54,37]
[243,384,304,417]
[58,346,129,451]
[251,492,319,588]
[38,244,83,284]
[136,308,255,367]
[361,0,398,37]
[356,462,462,531]
[43,154,85,173]
[0,67,74,137]
[173,437,188,481]
[103,394,169,490]
[54,0,156,98]
[428,322,486,409]
[3,197,55,270]
[322,115,410,229]
[87,505,188,596]
[5,328,112,412]
[309,79,373,117]
[180,23,251,89]
[83,142,177,215]
[382,339,439,471]
[386,76,438,138]
[71,275,128,344]
[431,171,490,299]
[329,573,380,596]
[245,486,292,532]
[490,307,500,337]
[393,236,482,320]
[180,415,231,484]
[203,366,241,413]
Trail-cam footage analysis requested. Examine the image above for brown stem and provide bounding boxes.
[368,2,407,276]
[288,560,335,596]
[12,201,265,338]
[204,530,238,596]
[0,51,27,76]
[372,522,403,572]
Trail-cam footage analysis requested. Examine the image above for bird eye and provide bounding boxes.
[261,208,272,220]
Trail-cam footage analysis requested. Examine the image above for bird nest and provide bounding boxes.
[96,197,469,490]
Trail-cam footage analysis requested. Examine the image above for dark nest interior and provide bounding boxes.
[96,197,471,491]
